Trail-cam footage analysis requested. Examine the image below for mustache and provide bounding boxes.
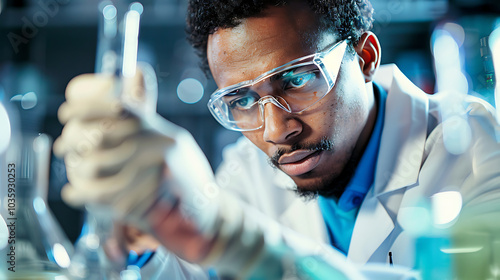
[269,138,334,167]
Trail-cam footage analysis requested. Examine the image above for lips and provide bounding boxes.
[278,150,323,177]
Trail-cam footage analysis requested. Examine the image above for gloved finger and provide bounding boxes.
[64,169,138,204]
[60,183,86,207]
[61,181,132,208]
[54,116,142,157]
[54,119,100,157]
[62,164,162,206]
[68,153,162,194]
[64,140,136,178]
[58,99,124,124]
[65,73,116,102]
[75,133,171,179]
[111,167,164,217]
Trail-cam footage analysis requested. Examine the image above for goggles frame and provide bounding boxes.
[208,39,349,131]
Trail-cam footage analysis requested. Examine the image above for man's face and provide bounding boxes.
[207,5,374,196]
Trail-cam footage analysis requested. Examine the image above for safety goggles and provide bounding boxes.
[208,39,349,131]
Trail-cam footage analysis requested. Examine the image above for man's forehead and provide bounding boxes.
[207,5,338,82]
[208,6,317,53]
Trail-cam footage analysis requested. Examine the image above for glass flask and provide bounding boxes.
[68,2,145,279]
[68,210,123,280]
[69,209,146,280]
[0,132,74,279]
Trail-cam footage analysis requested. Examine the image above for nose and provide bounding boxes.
[262,102,302,144]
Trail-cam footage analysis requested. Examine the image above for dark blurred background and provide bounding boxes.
[0,0,499,243]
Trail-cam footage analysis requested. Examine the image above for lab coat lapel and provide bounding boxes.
[348,65,429,264]
[348,189,395,263]
[373,65,429,195]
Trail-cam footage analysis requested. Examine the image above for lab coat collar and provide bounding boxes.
[348,64,429,264]
[372,64,429,196]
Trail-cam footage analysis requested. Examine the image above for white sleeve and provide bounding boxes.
[140,247,209,280]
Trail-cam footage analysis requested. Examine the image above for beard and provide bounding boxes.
[268,137,358,200]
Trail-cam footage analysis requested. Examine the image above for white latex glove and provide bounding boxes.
[54,68,220,261]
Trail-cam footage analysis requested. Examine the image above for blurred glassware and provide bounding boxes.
[68,1,145,280]
[480,36,496,92]
[0,106,74,279]
[68,210,123,280]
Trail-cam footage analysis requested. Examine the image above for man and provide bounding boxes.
[55,0,500,278]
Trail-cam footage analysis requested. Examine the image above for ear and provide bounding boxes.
[354,32,381,82]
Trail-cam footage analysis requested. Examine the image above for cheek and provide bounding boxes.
[242,131,267,151]
[321,87,368,143]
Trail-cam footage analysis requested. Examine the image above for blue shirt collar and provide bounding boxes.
[317,83,387,254]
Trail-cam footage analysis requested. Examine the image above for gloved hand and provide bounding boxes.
[54,66,220,261]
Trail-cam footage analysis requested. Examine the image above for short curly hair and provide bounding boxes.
[186,0,374,76]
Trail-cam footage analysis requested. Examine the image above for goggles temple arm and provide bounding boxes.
[314,40,349,88]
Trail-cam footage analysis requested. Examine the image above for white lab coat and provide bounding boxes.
[142,64,500,278]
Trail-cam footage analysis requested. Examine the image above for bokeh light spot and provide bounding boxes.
[177,78,204,104]
[432,191,462,226]
[0,104,11,153]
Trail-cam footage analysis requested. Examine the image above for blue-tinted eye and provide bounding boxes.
[281,69,318,90]
[288,74,314,88]
[228,95,257,110]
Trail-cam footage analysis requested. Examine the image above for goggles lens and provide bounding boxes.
[208,39,348,131]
